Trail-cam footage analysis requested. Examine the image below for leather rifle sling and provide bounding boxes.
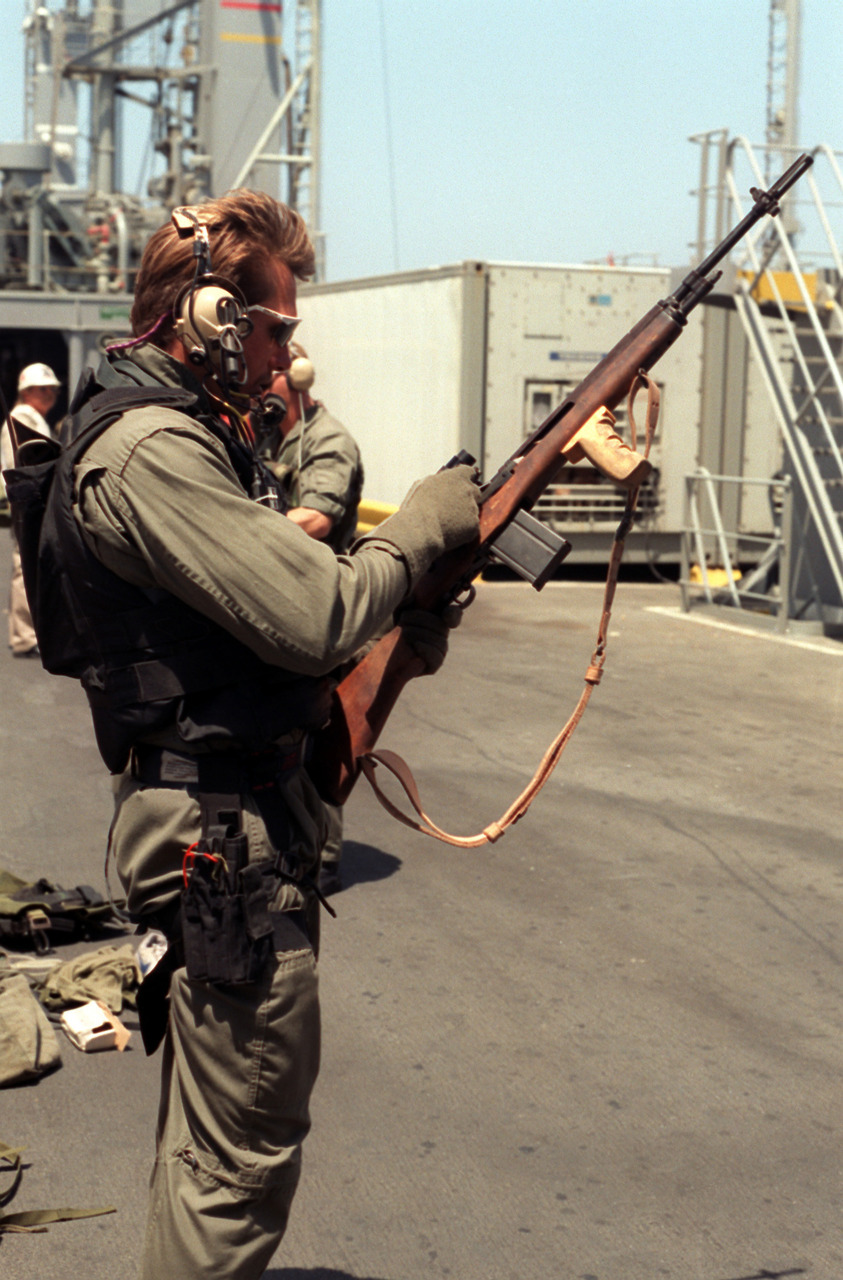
[358,372,661,848]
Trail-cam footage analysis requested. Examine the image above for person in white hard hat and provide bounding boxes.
[1,362,61,655]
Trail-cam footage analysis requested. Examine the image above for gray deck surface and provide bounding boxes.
[2,551,842,1280]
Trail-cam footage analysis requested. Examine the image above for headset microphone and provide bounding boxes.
[287,356,315,392]
[284,354,317,480]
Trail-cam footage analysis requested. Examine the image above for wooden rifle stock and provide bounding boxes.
[309,153,815,804]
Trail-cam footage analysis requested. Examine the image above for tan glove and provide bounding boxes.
[373,463,480,581]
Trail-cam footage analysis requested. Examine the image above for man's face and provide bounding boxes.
[26,385,59,416]
[240,260,299,397]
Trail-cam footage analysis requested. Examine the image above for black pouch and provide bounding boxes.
[180,838,275,985]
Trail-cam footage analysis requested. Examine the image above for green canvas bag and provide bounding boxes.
[0,867,116,953]
[0,971,61,1087]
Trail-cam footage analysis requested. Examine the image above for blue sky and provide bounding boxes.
[0,1,840,281]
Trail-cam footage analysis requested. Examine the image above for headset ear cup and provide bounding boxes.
[173,277,250,381]
[175,282,246,344]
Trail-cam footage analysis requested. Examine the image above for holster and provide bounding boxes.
[180,840,274,986]
[135,889,311,1056]
[133,747,314,1055]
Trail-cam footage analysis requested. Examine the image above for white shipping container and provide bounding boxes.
[298,261,773,563]
[297,264,486,507]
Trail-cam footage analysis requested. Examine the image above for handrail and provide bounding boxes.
[680,468,793,631]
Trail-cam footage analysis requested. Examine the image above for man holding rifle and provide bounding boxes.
[6,189,479,1279]
[5,155,811,1279]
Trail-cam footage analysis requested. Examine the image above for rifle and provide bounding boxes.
[310,153,814,806]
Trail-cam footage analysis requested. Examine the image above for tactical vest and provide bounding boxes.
[4,369,331,774]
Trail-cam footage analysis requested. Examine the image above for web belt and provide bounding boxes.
[130,740,306,864]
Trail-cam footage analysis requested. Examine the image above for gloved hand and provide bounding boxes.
[399,603,464,675]
[374,464,480,582]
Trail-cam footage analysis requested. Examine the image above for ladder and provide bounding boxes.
[291,0,323,279]
[692,133,843,622]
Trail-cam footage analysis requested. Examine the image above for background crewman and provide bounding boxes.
[1,362,60,656]
[253,349,363,894]
[254,344,363,552]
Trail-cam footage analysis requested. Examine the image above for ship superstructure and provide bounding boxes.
[0,0,321,397]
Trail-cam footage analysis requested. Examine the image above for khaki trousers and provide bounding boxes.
[112,771,327,1280]
[139,947,320,1279]
[9,538,37,654]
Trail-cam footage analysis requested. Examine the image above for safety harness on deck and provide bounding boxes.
[0,867,116,954]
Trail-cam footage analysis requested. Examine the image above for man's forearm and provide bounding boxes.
[286,506,333,539]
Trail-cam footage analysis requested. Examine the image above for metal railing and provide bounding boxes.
[679,468,793,632]
[690,133,843,616]
[0,224,133,293]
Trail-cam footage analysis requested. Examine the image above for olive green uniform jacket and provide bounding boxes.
[268,402,363,554]
[73,347,405,915]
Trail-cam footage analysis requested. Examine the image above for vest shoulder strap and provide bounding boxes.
[62,384,200,451]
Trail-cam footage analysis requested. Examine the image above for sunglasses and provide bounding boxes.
[246,304,301,348]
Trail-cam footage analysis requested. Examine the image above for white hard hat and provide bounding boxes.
[18,362,60,391]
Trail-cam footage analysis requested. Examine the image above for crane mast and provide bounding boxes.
[1,0,324,296]
[766,0,802,239]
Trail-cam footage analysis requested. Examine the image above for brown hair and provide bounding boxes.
[131,189,316,348]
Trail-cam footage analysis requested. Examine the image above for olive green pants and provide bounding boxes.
[112,767,326,1277]
[138,943,320,1279]
[9,538,37,654]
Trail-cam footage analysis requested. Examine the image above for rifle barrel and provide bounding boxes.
[672,151,814,314]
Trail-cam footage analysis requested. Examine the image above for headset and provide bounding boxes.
[171,207,252,395]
